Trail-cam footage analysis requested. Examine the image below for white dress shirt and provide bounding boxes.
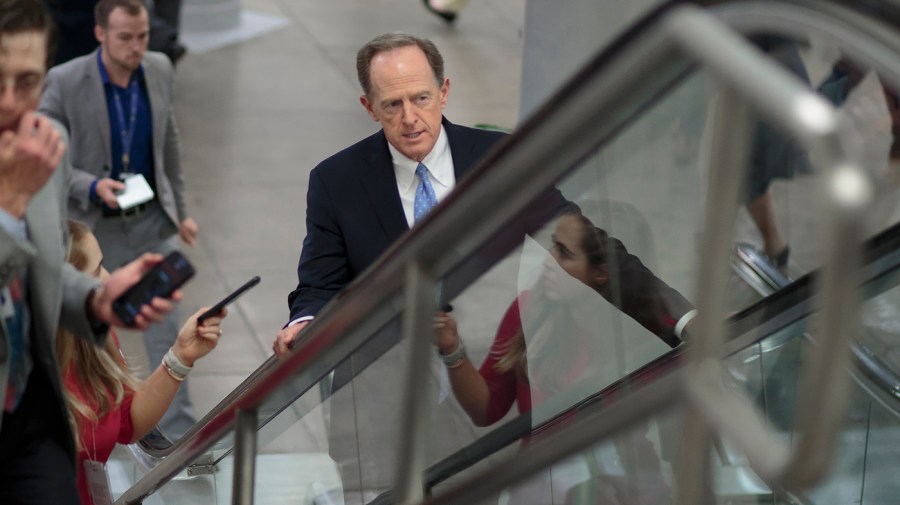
[289,126,455,327]
[388,126,455,227]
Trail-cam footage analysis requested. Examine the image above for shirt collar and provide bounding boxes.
[390,126,451,193]
[97,49,144,87]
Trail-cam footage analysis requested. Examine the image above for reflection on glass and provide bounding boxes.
[436,209,679,504]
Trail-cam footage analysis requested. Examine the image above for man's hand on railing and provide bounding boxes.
[273,320,308,357]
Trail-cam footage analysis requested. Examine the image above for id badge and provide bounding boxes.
[84,459,114,505]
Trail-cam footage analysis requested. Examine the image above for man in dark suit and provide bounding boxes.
[273,32,696,357]
[0,2,179,501]
[274,33,501,355]
[273,33,696,497]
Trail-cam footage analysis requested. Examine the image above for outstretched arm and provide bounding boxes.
[435,311,492,426]
[129,308,226,440]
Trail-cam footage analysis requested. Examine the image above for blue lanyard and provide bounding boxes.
[112,79,140,173]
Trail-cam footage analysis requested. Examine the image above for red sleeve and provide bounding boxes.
[479,298,524,426]
[117,390,136,445]
[109,330,137,445]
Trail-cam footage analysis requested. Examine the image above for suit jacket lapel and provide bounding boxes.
[360,131,409,240]
[444,118,477,179]
[85,51,111,162]
[143,61,167,167]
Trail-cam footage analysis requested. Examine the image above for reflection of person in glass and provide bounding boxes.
[435,209,672,504]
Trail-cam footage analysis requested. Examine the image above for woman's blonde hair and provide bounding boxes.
[57,220,139,449]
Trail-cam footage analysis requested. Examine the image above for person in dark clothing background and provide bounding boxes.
[44,0,185,66]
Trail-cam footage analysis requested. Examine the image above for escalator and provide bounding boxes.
[367,218,900,505]
[112,1,900,504]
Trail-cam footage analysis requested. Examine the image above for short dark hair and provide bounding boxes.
[0,0,57,69]
[356,33,444,97]
[95,0,146,28]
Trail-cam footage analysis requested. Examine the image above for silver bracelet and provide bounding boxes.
[162,362,186,382]
[163,348,192,379]
[438,339,466,368]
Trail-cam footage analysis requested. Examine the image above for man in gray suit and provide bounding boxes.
[0,1,179,501]
[39,0,199,439]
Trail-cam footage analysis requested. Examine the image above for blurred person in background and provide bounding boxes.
[40,0,200,440]
[0,2,179,502]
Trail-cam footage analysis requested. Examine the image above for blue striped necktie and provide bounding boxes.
[414,163,438,223]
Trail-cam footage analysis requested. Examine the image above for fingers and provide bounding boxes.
[0,130,14,157]
[179,219,198,247]
[432,312,454,329]
[273,324,303,357]
[139,296,176,324]
[273,331,290,357]
[97,178,126,207]
[46,137,65,171]
[16,111,36,138]
[180,228,197,247]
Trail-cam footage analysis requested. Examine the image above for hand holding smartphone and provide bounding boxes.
[112,251,195,326]
[197,276,261,323]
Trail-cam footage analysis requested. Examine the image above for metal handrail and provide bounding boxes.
[117,1,886,503]
[374,214,900,503]
[415,3,867,505]
[117,0,708,500]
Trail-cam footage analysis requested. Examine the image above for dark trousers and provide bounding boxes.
[0,368,79,505]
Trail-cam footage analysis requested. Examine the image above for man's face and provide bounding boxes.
[360,45,449,162]
[0,31,46,132]
[95,6,149,73]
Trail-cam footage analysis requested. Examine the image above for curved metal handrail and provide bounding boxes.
[361,216,900,505]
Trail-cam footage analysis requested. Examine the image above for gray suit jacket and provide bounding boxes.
[0,119,104,454]
[39,49,187,228]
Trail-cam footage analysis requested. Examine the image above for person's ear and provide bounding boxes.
[359,95,379,122]
[94,25,105,44]
[439,77,450,109]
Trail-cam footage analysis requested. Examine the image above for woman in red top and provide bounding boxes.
[435,210,612,425]
[58,221,227,505]
[435,210,672,504]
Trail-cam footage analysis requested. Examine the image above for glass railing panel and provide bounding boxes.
[462,406,683,505]
[860,396,900,504]
[198,375,346,505]
[713,272,900,504]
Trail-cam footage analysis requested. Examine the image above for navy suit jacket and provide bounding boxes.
[288,118,693,345]
[288,118,505,320]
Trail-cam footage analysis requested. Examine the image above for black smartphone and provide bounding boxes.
[112,251,195,326]
[197,275,261,323]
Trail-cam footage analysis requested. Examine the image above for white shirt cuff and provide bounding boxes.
[288,315,314,327]
[674,309,699,339]
[0,208,27,241]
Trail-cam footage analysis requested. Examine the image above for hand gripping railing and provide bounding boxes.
[401,5,872,505]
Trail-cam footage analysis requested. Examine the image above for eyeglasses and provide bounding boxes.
[0,72,44,100]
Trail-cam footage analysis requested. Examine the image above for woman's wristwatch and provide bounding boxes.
[438,339,467,369]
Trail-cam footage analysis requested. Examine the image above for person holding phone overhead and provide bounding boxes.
[59,221,226,505]
[40,0,200,440]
